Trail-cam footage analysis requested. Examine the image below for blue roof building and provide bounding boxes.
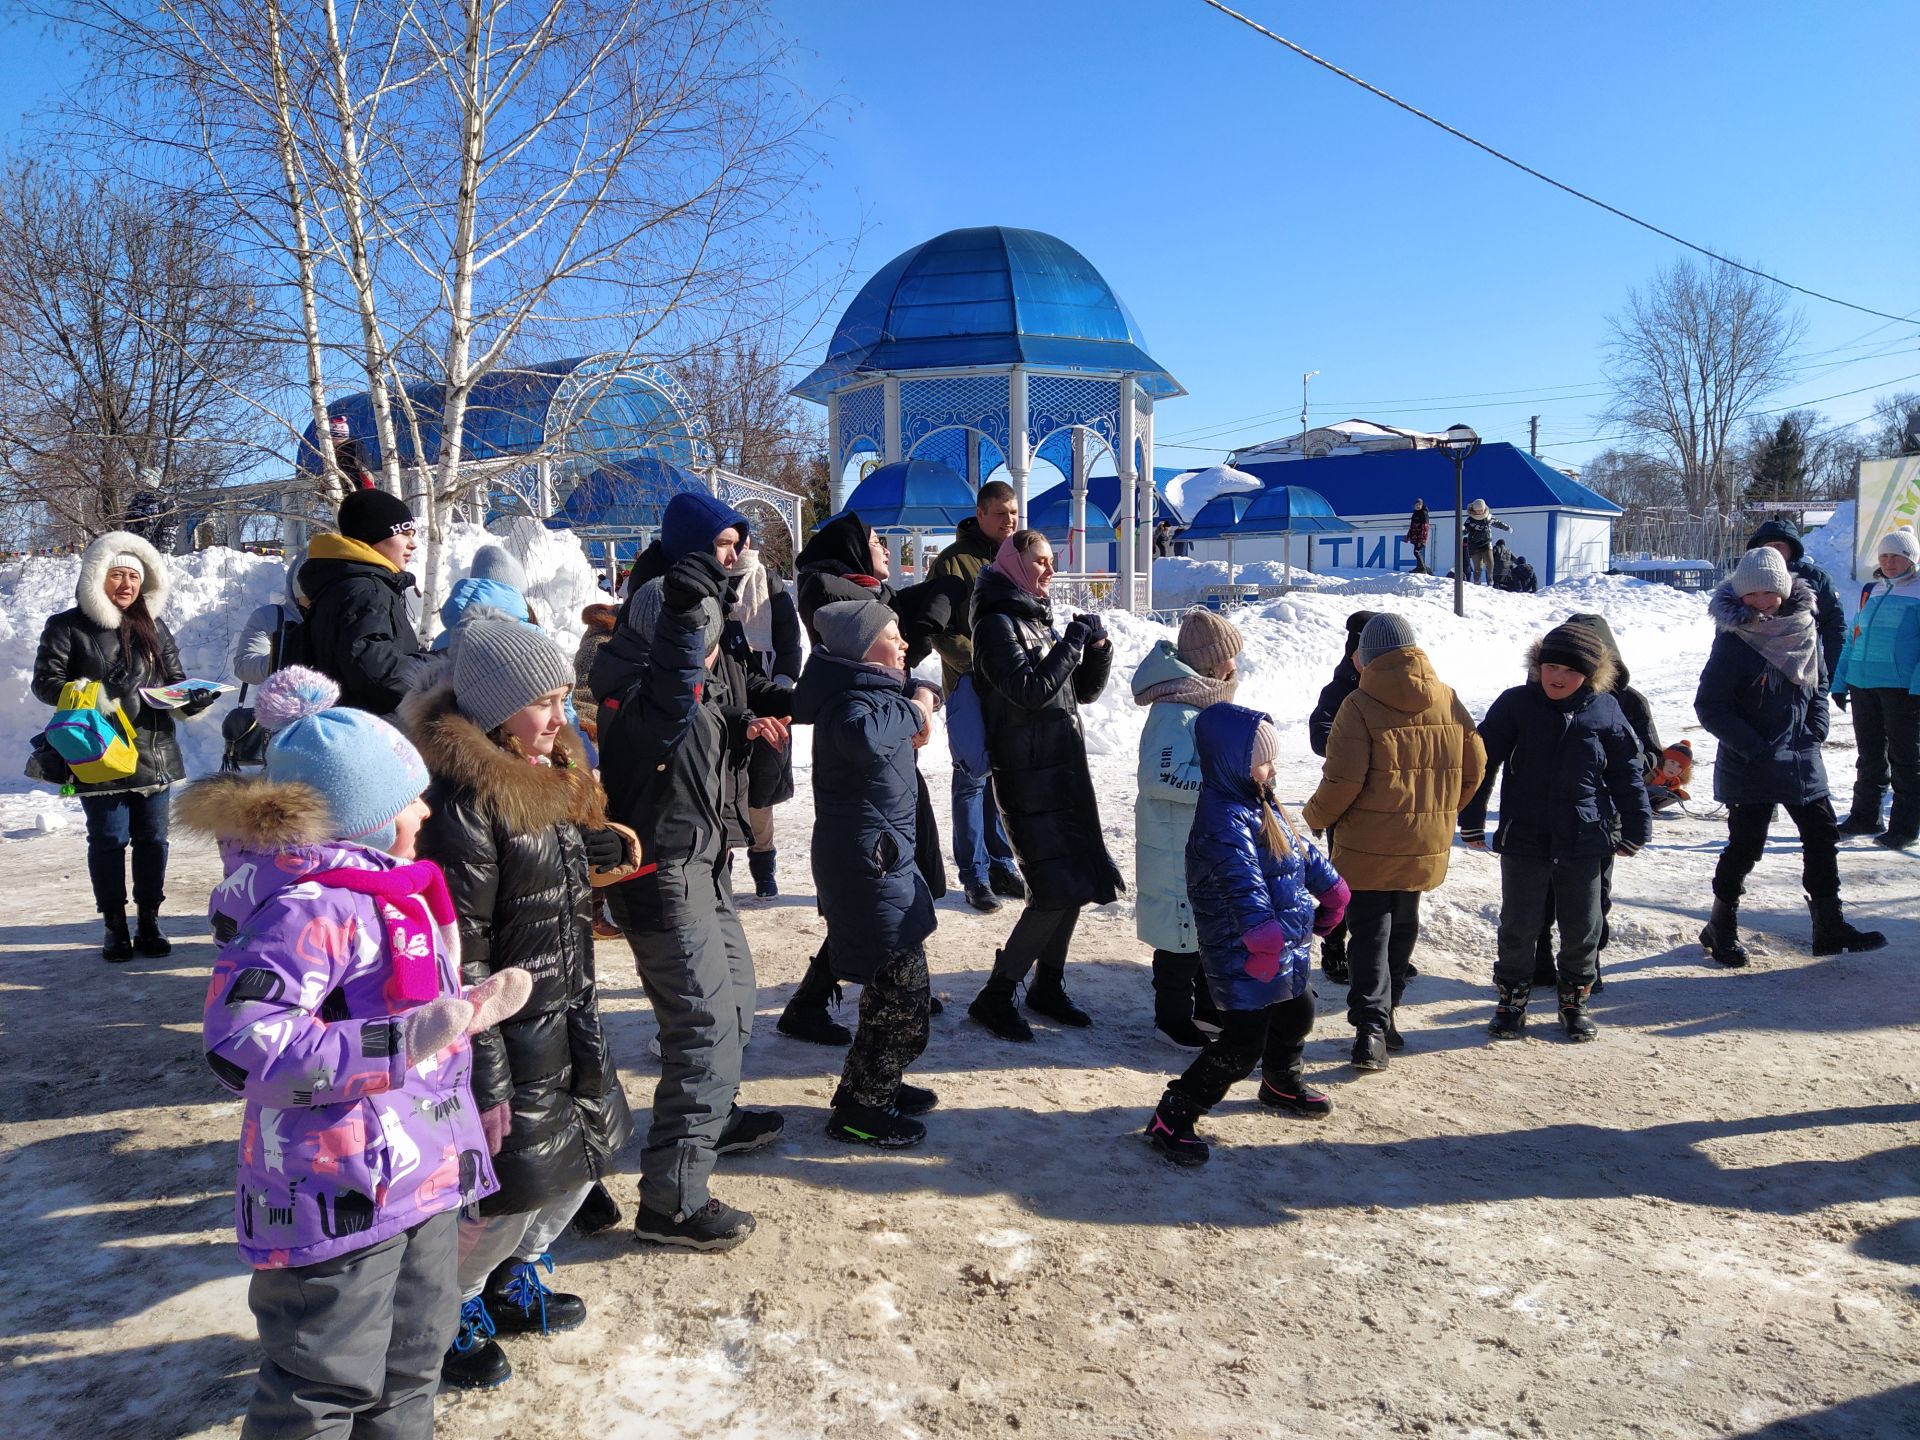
[793,226,1183,609]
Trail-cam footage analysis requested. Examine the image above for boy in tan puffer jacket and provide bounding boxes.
[1303,613,1485,1071]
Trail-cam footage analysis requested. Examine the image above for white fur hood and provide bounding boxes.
[77,530,170,630]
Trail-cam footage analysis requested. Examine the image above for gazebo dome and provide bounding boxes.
[792,226,1182,401]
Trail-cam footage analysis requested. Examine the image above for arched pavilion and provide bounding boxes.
[791,226,1182,610]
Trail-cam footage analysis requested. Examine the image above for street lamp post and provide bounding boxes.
[1437,422,1480,618]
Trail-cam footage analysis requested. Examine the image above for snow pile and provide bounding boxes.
[1164,463,1261,519]
[1799,499,1863,616]
[424,517,609,651]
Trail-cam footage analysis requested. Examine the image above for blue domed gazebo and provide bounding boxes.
[792,226,1183,609]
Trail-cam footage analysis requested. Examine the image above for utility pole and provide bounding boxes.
[1300,371,1319,457]
[1529,415,1539,456]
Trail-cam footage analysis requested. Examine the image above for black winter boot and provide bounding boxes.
[776,1001,851,1046]
[1151,952,1206,1049]
[989,864,1027,900]
[827,1099,927,1149]
[1025,974,1091,1028]
[101,910,134,963]
[569,1180,622,1237]
[1258,1074,1333,1118]
[134,906,171,958]
[1489,981,1530,1040]
[441,1296,511,1389]
[1351,1026,1388,1072]
[1557,984,1598,1042]
[1144,1089,1210,1166]
[484,1253,586,1336]
[1808,894,1887,956]
[968,972,1033,1041]
[1838,787,1886,837]
[1700,898,1749,968]
[1319,931,1349,984]
[746,849,778,899]
[1191,971,1224,1035]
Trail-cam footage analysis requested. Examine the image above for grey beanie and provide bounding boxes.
[628,577,725,656]
[1357,611,1418,664]
[814,598,897,661]
[1729,545,1792,600]
[470,543,529,595]
[451,615,574,731]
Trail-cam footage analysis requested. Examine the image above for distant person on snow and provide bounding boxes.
[1695,547,1886,964]
[1509,555,1539,593]
[1491,538,1514,589]
[1143,704,1349,1167]
[1462,499,1510,585]
[1830,528,1920,844]
[1747,516,1844,690]
[1404,500,1430,574]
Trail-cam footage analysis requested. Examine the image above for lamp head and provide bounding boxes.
[1438,423,1481,458]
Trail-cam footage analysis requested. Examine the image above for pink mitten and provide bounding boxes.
[1242,919,1289,982]
[1313,878,1352,936]
[400,996,475,1062]
[479,1102,512,1156]
[465,969,533,1034]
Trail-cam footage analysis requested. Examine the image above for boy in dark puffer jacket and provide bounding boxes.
[1460,622,1652,1041]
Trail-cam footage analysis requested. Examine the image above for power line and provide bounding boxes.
[1196,0,1917,325]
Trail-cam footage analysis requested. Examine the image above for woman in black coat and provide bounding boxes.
[1693,549,1885,966]
[966,529,1122,1041]
[405,618,635,1388]
[32,530,210,960]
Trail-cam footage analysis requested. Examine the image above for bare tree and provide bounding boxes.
[1603,258,1805,514]
[1863,390,1920,457]
[0,162,278,544]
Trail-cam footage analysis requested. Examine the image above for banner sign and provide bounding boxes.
[1856,457,1920,581]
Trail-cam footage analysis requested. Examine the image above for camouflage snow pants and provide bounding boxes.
[836,944,931,1109]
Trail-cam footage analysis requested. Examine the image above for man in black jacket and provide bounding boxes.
[599,552,786,1252]
[1747,517,1845,692]
[297,488,427,716]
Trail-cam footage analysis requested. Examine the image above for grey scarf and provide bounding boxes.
[1732,605,1820,690]
[1135,674,1238,710]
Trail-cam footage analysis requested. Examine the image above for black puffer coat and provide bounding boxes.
[1695,580,1830,807]
[32,531,188,795]
[791,652,936,982]
[297,533,425,716]
[725,583,802,810]
[970,565,1122,908]
[405,683,633,1216]
[1458,643,1653,858]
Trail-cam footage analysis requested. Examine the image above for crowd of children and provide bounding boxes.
[34,480,1915,1436]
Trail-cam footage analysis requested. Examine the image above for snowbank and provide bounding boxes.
[1798,498,1862,617]
[0,521,608,818]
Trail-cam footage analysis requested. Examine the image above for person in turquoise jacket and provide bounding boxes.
[1832,527,1920,844]
[1132,610,1241,1048]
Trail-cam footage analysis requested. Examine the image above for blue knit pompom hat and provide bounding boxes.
[254,666,429,850]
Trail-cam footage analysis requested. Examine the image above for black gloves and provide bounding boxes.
[181,688,220,717]
[1074,612,1108,646]
[1063,618,1094,650]
[1833,691,1849,712]
[583,827,629,871]
[662,552,729,611]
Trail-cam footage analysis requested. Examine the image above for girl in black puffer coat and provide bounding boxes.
[405,617,635,1391]
[32,530,212,960]
[967,529,1122,1040]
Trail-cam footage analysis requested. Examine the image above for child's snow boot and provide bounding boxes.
[133,906,171,958]
[1489,981,1531,1040]
[1808,895,1887,956]
[1351,1025,1388,1072]
[101,910,134,963]
[442,1296,511,1389]
[569,1180,622,1237]
[894,1081,939,1116]
[968,971,1033,1041]
[1557,984,1598,1042]
[1384,1009,1406,1052]
[747,848,778,900]
[1024,974,1091,1028]
[1150,952,1207,1049]
[485,1252,586,1336]
[1319,931,1349,985]
[1144,1089,1210,1166]
[1191,972,1224,1036]
[1257,1073,1333,1119]
[827,1099,927,1149]
[633,1196,756,1251]
[715,1105,787,1155]
[1700,897,1749,968]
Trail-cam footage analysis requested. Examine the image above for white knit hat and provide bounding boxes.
[1729,545,1792,599]
[1878,528,1920,567]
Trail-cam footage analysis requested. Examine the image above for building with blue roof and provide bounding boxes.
[1195,443,1621,585]
[792,225,1183,609]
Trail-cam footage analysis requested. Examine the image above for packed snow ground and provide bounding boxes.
[2,542,1918,1439]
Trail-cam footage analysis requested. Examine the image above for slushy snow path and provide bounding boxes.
[2,545,1916,1439]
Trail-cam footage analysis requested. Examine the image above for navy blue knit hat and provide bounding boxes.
[660,490,751,565]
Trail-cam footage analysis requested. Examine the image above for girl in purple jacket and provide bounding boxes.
[180,666,530,1440]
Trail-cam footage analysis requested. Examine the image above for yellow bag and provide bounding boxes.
[46,679,139,784]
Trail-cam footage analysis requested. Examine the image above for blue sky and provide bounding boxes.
[3,2,1915,476]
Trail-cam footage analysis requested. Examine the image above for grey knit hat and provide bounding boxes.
[1356,611,1418,664]
[469,543,529,596]
[815,598,897,661]
[451,615,574,731]
[627,577,725,656]
[1729,546,1792,600]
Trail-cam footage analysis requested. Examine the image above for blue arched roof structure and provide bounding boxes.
[297,356,708,486]
[792,227,1182,401]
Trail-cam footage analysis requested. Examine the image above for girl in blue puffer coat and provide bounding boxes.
[1144,704,1350,1167]
[1831,527,1920,842]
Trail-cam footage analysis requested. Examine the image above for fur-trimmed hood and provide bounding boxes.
[401,681,604,831]
[1523,638,1619,694]
[77,530,169,629]
[174,771,337,850]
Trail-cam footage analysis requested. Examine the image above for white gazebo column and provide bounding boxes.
[1115,376,1138,611]
[535,458,555,518]
[889,532,908,579]
[1007,366,1030,527]
[967,428,982,491]
[827,391,851,514]
[1137,405,1156,609]
[882,376,902,464]
[1069,427,1088,572]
